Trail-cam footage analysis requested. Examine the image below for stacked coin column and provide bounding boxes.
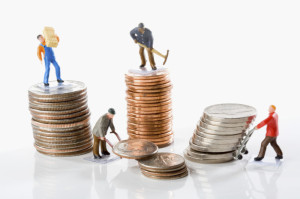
[28,80,93,156]
[125,70,173,147]
[184,104,256,163]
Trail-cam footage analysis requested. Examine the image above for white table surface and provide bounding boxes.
[0,135,298,199]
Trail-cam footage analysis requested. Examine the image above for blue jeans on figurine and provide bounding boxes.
[44,57,63,84]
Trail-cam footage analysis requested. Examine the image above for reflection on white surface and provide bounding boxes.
[0,137,297,199]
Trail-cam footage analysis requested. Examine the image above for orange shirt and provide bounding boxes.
[37,36,60,61]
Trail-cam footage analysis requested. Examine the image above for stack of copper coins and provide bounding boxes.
[28,80,93,156]
[125,69,173,147]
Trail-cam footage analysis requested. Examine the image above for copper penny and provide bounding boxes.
[128,117,172,125]
[126,90,170,97]
[127,110,172,118]
[126,82,172,90]
[127,128,173,135]
[128,131,173,138]
[127,86,172,93]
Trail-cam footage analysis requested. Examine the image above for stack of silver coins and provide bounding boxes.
[184,103,256,163]
[28,80,93,156]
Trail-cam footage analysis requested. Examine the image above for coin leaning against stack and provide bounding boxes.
[113,139,188,180]
[184,103,256,163]
[28,80,93,156]
[125,69,173,147]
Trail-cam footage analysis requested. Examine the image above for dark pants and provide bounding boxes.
[139,46,156,68]
[258,136,283,158]
[93,135,108,156]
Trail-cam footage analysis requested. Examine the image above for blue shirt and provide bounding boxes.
[130,27,153,48]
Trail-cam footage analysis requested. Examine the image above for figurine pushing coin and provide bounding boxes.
[92,108,121,159]
[254,105,283,161]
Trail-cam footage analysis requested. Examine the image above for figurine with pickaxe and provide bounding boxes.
[130,23,169,70]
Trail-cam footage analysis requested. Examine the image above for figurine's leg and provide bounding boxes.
[44,59,50,84]
[101,140,110,155]
[147,49,156,70]
[93,135,101,158]
[257,136,272,158]
[51,59,63,82]
[139,47,146,67]
[270,138,283,157]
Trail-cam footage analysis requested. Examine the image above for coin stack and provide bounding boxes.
[138,153,188,180]
[28,80,93,156]
[184,103,256,163]
[113,139,188,180]
[125,69,173,148]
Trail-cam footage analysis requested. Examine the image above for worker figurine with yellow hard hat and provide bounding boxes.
[37,28,64,87]
[254,105,283,161]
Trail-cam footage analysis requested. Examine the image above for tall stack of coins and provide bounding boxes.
[28,80,93,156]
[125,69,173,147]
[184,103,256,163]
[113,139,188,180]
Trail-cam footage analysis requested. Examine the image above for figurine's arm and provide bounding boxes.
[56,35,60,43]
[148,31,153,49]
[130,29,137,41]
[111,131,121,141]
[256,115,272,129]
[37,45,44,62]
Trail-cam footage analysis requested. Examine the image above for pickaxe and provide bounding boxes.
[137,42,169,65]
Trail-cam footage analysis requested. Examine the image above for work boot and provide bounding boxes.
[275,155,283,159]
[44,83,49,87]
[57,79,64,83]
[102,151,110,156]
[254,157,263,161]
[93,154,102,159]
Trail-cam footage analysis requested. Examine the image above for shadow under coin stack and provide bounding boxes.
[125,69,173,147]
[28,80,93,156]
[184,103,256,163]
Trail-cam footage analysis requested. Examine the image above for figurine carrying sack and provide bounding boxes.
[92,108,121,159]
[254,105,283,161]
[37,27,64,86]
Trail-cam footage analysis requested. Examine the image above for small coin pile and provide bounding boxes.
[125,69,173,148]
[113,139,187,180]
[138,153,188,180]
[184,103,256,163]
[28,80,93,156]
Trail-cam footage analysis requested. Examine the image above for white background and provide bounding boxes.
[0,0,300,198]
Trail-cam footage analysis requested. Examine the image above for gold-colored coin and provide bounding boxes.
[29,104,88,116]
[127,111,172,119]
[128,131,173,138]
[35,145,93,156]
[128,117,172,125]
[127,108,172,115]
[127,128,173,135]
[127,85,172,93]
[126,90,170,97]
[32,112,90,124]
[127,125,172,132]
[126,82,172,90]
[31,118,90,129]
[112,139,158,159]
[125,79,170,86]
[126,97,171,104]
[129,133,173,142]
[127,104,172,112]
[141,167,187,177]
[31,108,90,120]
[127,100,172,108]
[153,138,174,148]
[128,121,172,129]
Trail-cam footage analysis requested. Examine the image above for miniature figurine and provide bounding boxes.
[254,105,283,161]
[92,108,121,159]
[37,27,64,87]
[130,23,170,70]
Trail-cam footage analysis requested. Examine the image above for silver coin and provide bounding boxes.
[192,133,241,144]
[194,129,244,140]
[186,147,234,160]
[198,120,247,133]
[201,117,251,128]
[203,103,256,123]
[28,80,87,98]
[192,137,238,148]
[189,139,236,153]
[184,149,233,163]
[196,125,244,136]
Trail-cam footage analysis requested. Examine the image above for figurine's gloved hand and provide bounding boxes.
[99,137,105,140]
[254,126,258,130]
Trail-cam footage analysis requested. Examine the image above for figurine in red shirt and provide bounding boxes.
[254,105,283,161]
